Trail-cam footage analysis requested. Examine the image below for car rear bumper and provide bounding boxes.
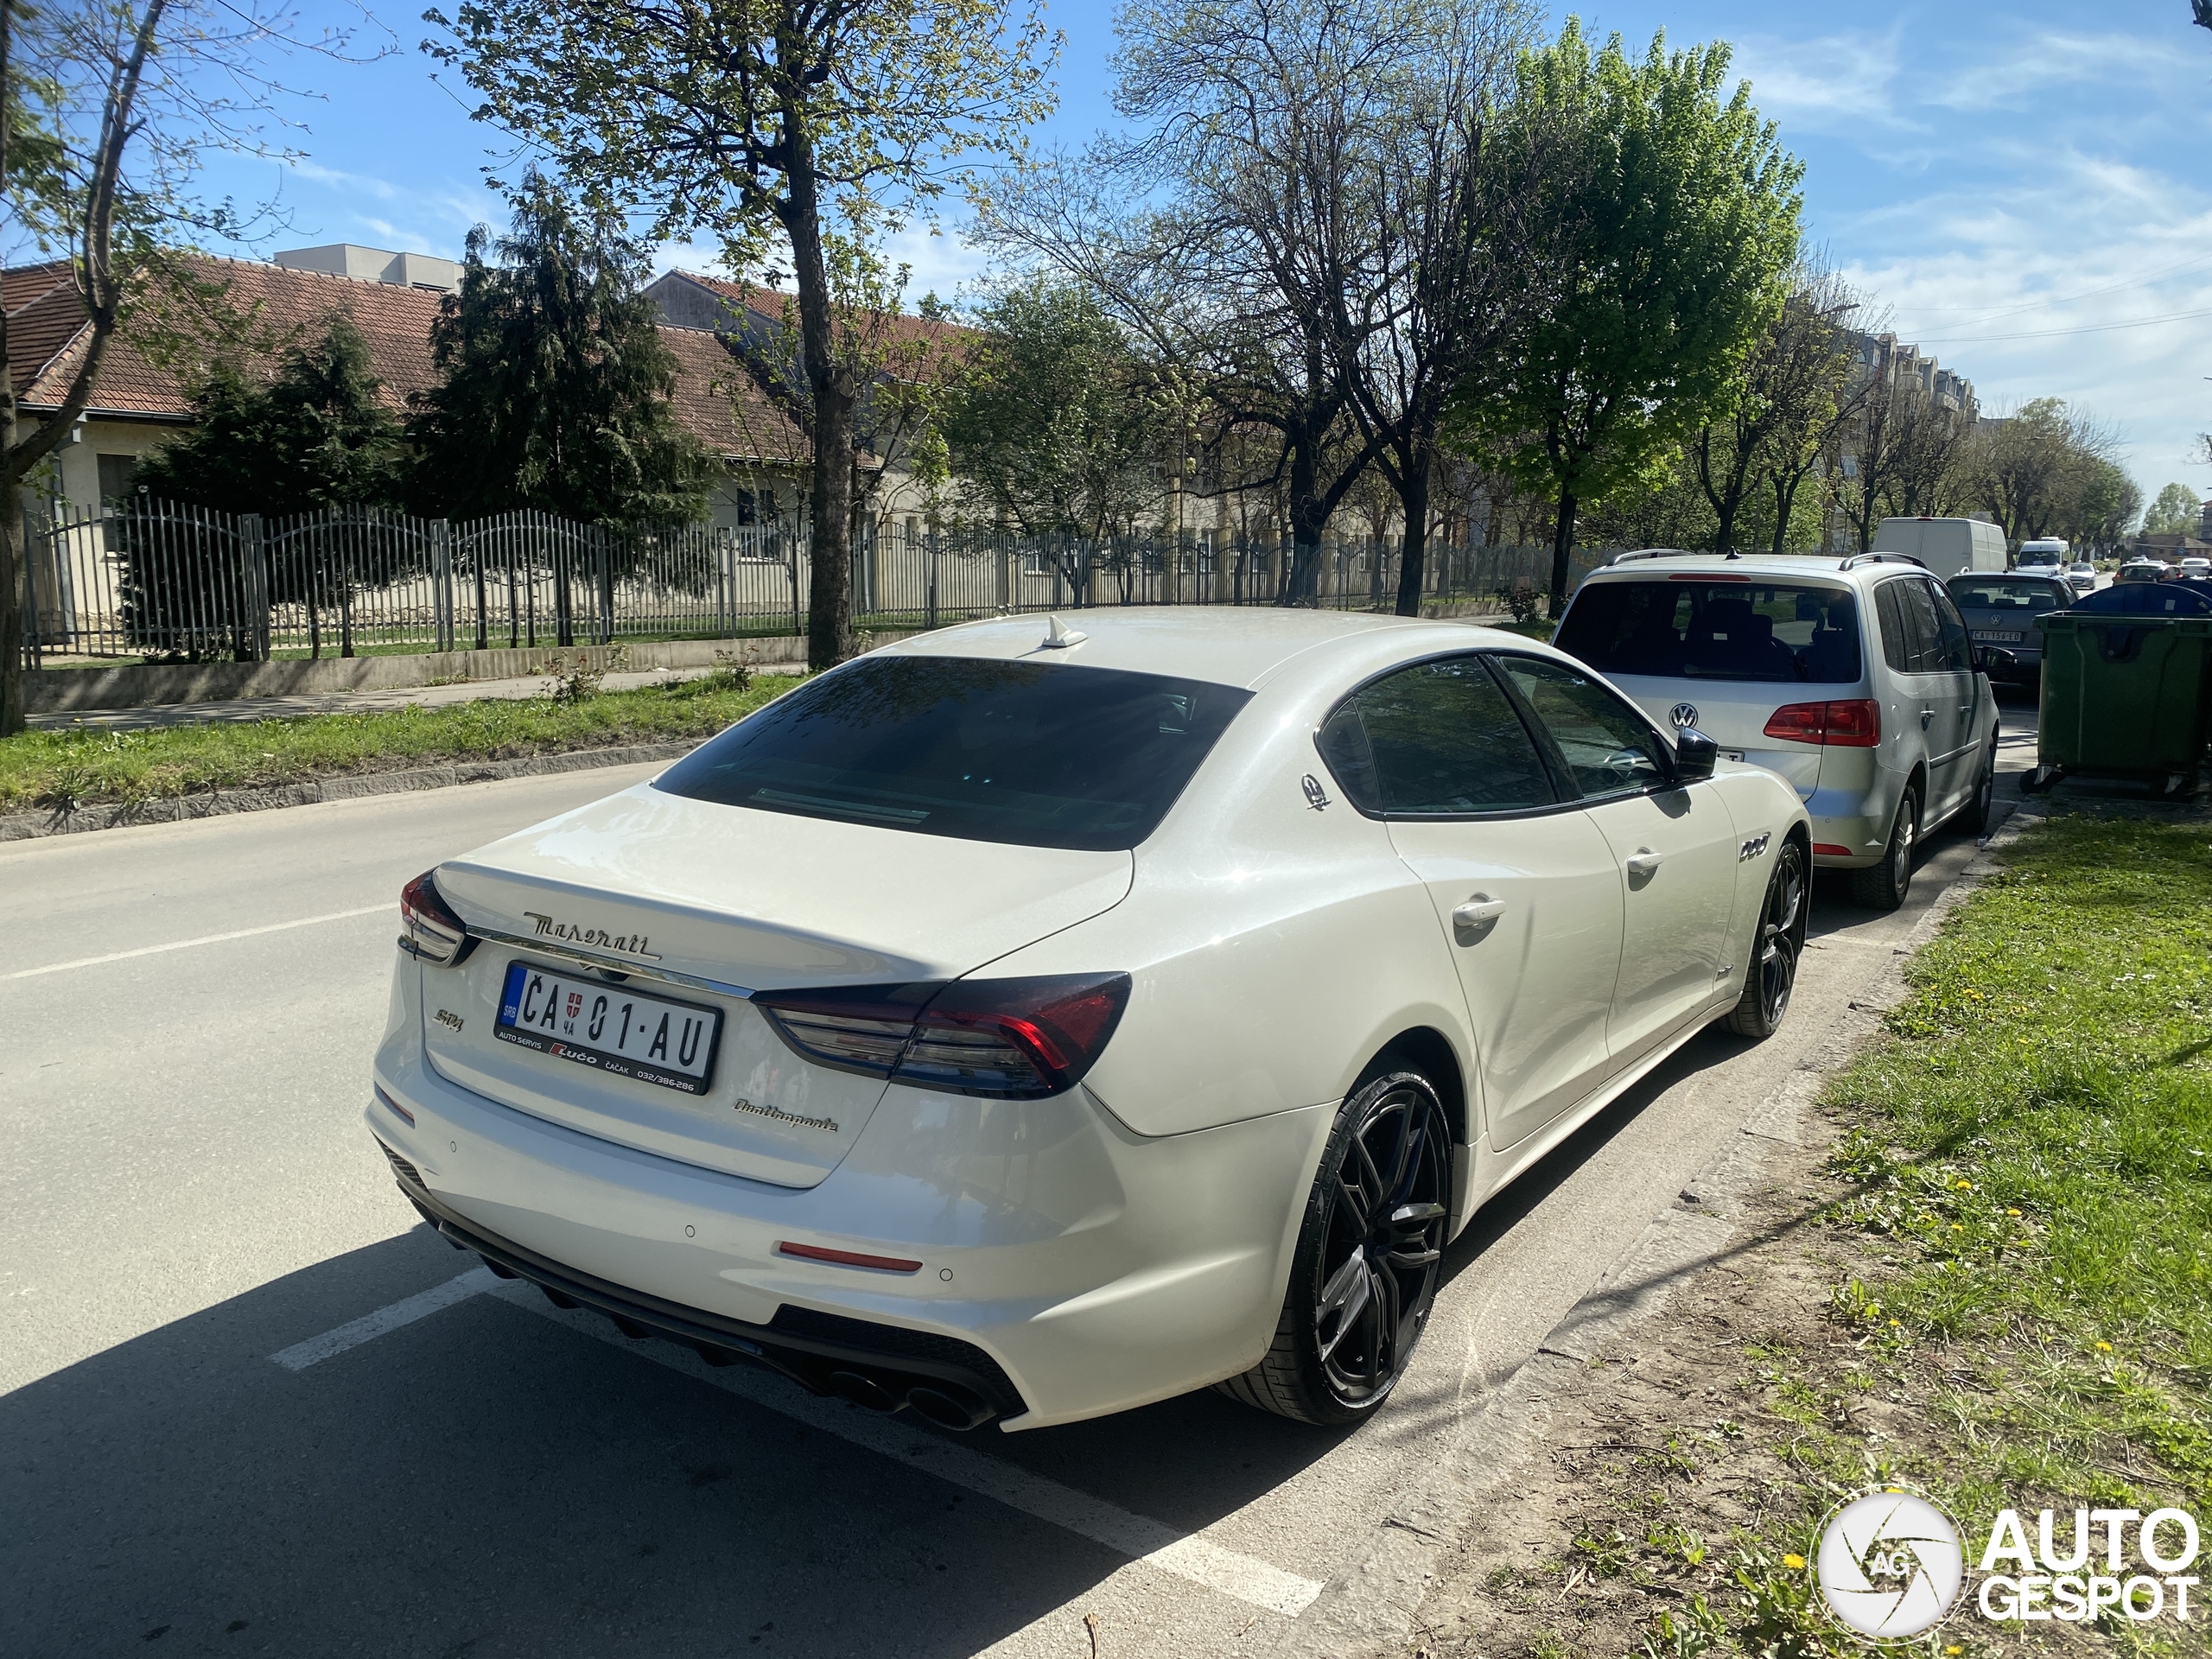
[369,1016,1332,1431]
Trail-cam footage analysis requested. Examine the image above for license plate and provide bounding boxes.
[496,960,722,1094]
[1973,630,2023,643]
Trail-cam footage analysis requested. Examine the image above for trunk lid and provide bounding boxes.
[422,781,1134,1187]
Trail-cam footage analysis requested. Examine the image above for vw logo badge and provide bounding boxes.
[1669,702,1700,729]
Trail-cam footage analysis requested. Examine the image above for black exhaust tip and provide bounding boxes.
[826,1370,902,1413]
[906,1383,994,1432]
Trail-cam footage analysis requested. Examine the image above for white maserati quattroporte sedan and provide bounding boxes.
[370,609,1809,1432]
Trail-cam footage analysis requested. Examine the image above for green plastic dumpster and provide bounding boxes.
[2030,612,2212,794]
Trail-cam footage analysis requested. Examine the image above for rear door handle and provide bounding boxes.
[1920,707,1936,728]
[1624,849,1662,877]
[1451,896,1507,942]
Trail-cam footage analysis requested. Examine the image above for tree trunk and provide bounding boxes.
[1393,465,1431,618]
[1771,473,1801,555]
[0,509,22,737]
[783,123,857,671]
[1281,436,1327,607]
[1548,487,1579,619]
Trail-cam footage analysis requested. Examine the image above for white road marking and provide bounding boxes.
[8,903,392,979]
[270,1268,499,1371]
[500,1283,1325,1618]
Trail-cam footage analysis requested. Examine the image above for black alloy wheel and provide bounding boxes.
[1962,743,1998,836]
[1850,787,1917,912]
[1726,839,1807,1039]
[1218,1070,1452,1426]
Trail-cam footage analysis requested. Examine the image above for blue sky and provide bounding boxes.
[199,0,2212,510]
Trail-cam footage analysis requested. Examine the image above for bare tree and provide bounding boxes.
[981,0,1395,604]
[0,0,379,734]
[1688,262,1863,553]
[427,0,1054,670]
[1320,0,1538,613]
[1964,397,2120,546]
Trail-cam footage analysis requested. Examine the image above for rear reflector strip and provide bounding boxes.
[374,1084,416,1126]
[777,1241,925,1274]
[1811,843,1853,857]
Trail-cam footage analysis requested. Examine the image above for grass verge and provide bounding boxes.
[2,670,798,813]
[1416,810,2212,1659]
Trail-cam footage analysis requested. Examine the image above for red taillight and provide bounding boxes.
[398,869,473,966]
[755,973,1132,1099]
[1762,699,1880,748]
[1811,842,1853,857]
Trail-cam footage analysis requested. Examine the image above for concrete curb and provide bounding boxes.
[1273,810,2044,1658]
[0,740,702,842]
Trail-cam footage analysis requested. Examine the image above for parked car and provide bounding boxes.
[2064,561,2098,594]
[371,610,1809,1432]
[1946,571,2075,685]
[1554,551,1999,911]
[2182,556,2211,579]
[2115,558,2168,585]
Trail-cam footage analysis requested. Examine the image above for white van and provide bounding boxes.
[1874,518,2009,581]
[2015,537,2069,577]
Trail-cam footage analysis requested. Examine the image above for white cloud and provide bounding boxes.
[1729,25,1912,134]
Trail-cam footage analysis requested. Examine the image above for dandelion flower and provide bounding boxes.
[1783,1554,1807,1571]
[1951,1223,1964,1231]
[2096,1341,2113,1352]
[2006,1208,2022,1217]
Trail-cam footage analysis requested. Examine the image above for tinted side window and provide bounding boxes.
[1897,578,1948,673]
[1925,580,1974,671]
[1318,657,1554,815]
[1493,654,1670,798]
[1875,580,1912,673]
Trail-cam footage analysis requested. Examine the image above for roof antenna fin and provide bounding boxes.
[1041,613,1088,650]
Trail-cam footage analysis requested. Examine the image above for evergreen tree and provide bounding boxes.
[133,313,406,513]
[407,174,715,529]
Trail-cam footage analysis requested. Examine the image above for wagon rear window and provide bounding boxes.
[1557,580,1863,683]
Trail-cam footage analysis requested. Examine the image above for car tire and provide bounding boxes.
[1217,1068,1451,1427]
[1960,742,1997,837]
[1725,838,1807,1039]
[1850,786,1917,912]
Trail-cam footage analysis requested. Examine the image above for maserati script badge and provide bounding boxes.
[523,912,662,961]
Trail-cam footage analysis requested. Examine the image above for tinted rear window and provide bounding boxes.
[653,656,1251,851]
[1555,579,1862,683]
[1949,577,2067,613]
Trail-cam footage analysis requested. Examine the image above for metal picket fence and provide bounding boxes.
[16,496,1611,667]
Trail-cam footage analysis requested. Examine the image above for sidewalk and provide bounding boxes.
[25,664,742,733]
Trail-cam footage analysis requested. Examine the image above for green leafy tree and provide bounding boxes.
[940,282,1170,543]
[1449,22,1802,614]
[133,313,406,513]
[2142,480,2200,537]
[406,176,714,529]
[424,0,1055,671]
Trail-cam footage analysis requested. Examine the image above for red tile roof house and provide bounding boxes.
[6,246,815,531]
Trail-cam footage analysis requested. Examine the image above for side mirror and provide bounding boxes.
[1979,645,2017,674]
[1674,726,1719,781]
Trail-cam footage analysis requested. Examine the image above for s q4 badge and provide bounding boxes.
[1301,773,1331,810]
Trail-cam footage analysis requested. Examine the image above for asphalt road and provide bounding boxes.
[0,689,2038,1659]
